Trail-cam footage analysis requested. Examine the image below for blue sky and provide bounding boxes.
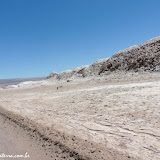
[0,0,160,79]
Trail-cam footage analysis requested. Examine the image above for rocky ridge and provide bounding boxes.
[48,36,160,80]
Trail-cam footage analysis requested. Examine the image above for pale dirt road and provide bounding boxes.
[0,114,80,160]
[0,72,160,160]
[0,114,55,160]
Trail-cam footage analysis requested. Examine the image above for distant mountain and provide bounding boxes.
[0,77,46,88]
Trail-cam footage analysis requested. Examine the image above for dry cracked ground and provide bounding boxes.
[0,72,160,160]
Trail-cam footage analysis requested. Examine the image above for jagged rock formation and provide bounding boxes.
[99,36,160,75]
[47,72,58,79]
[48,36,160,80]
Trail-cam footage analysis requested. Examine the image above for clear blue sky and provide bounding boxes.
[0,0,160,79]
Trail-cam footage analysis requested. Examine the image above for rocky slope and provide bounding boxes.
[48,36,160,80]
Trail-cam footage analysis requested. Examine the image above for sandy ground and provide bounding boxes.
[0,72,160,160]
[0,114,55,160]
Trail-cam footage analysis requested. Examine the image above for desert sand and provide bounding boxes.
[0,114,56,160]
[0,72,160,160]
